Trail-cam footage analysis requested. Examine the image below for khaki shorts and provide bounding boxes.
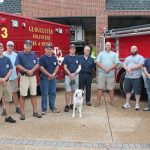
[0,81,12,102]
[20,75,37,96]
[65,74,79,92]
[97,75,116,90]
[9,79,18,92]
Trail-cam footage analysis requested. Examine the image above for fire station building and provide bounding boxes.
[1,0,150,53]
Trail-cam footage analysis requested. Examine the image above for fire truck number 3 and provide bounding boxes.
[1,27,8,38]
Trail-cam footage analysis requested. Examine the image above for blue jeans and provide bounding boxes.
[40,78,56,111]
[145,78,150,108]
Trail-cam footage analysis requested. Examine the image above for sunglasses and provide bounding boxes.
[7,45,14,47]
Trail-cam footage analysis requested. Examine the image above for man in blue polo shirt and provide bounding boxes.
[79,45,95,106]
[143,58,150,111]
[39,44,60,115]
[62,44,81,112]
[15,40,42,120]
[0,43,16,123]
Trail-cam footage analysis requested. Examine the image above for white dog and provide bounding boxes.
[72,89,84,118]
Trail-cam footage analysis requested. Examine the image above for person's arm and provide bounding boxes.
[131,56,144,70]
[96,62,106,71]
[130,64,143,70]
[4,70,12,82]
[75,65,81,74]
[0,69,12,86]
[96,52,106,71]
[39,66,54,80]
[27,64,39,76]
[53,65,59,75]
[16,64,28,73]
[144,67,150,79]
[64,64,71,76]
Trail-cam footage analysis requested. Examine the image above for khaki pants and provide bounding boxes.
[9,79,18,92]
[20,75,37,96]
[0,81,12,102]
[97,75,116,90]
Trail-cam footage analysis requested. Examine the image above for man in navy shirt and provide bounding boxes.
[79,45,95,106]
[15,40,42,120]
[39,44,60,115]
[143,58,150,111]
[62,44,81,112]
[0,43,16,123]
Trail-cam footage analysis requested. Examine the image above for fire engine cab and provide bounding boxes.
[101,24,150,97]
[0,12,70,81]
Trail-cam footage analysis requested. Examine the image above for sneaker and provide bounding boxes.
[33,112,42,118]
[122,103,130,109]
[135,104,140,110]
[86,102,92,106]
[51,108,60,113]
[20,114,25,120]
[1,108,6,116]
[143,107,150,111]
[16,107,21,114]
[41,111,46,115]
[5,116,16,123]
[64,105,69,112]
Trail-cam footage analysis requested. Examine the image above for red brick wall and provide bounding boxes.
[21,0,150,52]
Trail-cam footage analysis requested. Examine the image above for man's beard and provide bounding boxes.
[131,52,137,56]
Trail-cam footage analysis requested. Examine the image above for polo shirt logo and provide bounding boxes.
[54,62,56,65]
[76,60,78,64]
[6,64,9,68]
[33,60,36,64]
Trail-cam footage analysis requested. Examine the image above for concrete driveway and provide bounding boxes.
[0,83,149,150]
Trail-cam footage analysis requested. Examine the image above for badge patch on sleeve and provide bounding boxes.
[6,64,9,68]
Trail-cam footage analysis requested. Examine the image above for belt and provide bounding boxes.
[80,72,92,75]
[20,73,35,77]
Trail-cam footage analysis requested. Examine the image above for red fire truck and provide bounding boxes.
[0,12,70,82]
[101,24,150,97]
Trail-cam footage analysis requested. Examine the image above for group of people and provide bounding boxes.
[0,40,150,123]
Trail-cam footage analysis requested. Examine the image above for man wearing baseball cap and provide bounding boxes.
[1,41,21,116]
[39,44,60,115]
[62,44,81,112]
[0,43,16,123]
[15,40,42,120]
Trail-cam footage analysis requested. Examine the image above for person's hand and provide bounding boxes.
[69,73,75,80]
[0,78,7,86]
[104,69,111,74]
[27,70,34,76]
[127,68,132,74]
[48,73,55,80]
[147,74,150,79]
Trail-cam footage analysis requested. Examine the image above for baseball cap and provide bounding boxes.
[24,40,32,45]
[70,44,76,48]
[44,44,53,48]
[0,43,4,47]
[6,41,14,46]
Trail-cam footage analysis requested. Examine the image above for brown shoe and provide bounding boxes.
[33,112,42,118]
[51,108,60,113]
[20,114,25,120]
